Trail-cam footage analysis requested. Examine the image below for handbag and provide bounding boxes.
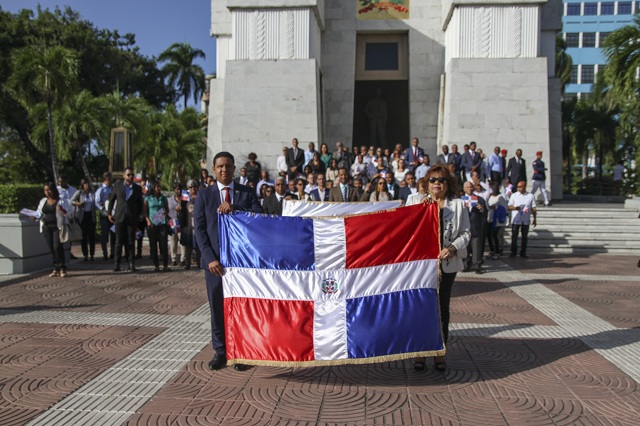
[60,220,83,243]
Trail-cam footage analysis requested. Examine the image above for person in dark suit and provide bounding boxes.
[286,138,305,180]
[308,173,330,202]
[398,172,417,204]
[460,141,482,181]
[107,167,143,272]
[194,152,262,372]
[385,171,401,200]
[507,149,527,186]
[328,167,360,202]
[436,145,456,166]
[263,177,289,215]
[404,137,425,172]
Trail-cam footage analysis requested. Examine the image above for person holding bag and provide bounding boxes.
[71,179,97,261]
[144,181,170,272]
[35,182,71,278]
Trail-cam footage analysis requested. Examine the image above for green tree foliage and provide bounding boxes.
[140,106,206,186]
[0,6,171,182]
[8,45,79,183]
[555,35,573,91]
[600,14,640,194]
[31,90,106,182]
[159,43,206,109]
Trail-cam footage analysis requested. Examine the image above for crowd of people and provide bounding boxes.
[32,137,548,279]
[31,139,547,373]
[33,169,203,277]
[244,138,546,268]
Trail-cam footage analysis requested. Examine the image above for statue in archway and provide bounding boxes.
[365,88,387,147]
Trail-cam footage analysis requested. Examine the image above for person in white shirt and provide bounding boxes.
[256,170,273,197]
[487,146,504,185]
[304,142,318,168]
[276,147,289,181]
[414,157,431,181]
[508,181,537,258]
[613,161,625,196]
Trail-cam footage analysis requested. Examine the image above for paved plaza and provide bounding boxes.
[0,250,639,425]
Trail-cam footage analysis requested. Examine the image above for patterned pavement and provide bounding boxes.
[0,251,639,425]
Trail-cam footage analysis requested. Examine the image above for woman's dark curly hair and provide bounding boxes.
[425,164,456,199]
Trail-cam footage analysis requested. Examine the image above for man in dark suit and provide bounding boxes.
[460,141,482,181]
[328,167,360,202]
[286,138,305,180]
[436,145,456,166]
[194,152,262,372]
[385,171,401,200]
[107,167,143,272]
[507,149,527,186]
[308,173,330,202]
[263,177,289,215]
[398,172,417,204]
[404,137,425,172]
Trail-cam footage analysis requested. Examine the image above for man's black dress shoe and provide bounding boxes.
[233,364,247,371]
[208,354,227,370]
[520,254,529,258]
[113,265,121,272]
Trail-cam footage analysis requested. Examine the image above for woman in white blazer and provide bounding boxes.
[414,165,470,372]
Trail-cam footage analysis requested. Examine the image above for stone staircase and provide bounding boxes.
[503,205,640,255]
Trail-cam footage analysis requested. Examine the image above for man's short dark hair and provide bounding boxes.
[103,172,112,181]
[405,171,415,178]
[338,167,348,174]
[213,151,235,165]
[124,166,134,174]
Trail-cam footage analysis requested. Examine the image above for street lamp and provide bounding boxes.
[109,127,133,179]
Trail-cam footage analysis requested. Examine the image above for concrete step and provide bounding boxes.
[499,206,640,255]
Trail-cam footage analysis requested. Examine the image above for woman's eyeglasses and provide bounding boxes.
[429,177,447,184]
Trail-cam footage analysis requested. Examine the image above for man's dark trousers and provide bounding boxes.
[205,270,226,355]
[511,224,530,256]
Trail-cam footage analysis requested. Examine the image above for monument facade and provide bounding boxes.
[208,0,562,198]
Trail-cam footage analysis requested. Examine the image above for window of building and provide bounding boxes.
[583,2,598,14]
[581,65,595,84]
[618,1,632,14]
[582,33,596,47]
[595,64,605,81]
[570,65,579,84]
[355,34,408,81]
[600,2,615,14]
[598,32,611,46]
[566,33,580,47]
[567,3,581,15]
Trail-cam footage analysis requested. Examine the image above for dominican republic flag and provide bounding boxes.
[282,199,402,217]
[461,195,478,208]
[219,203,444,366]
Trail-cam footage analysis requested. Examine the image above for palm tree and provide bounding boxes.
[555,35,573,91]
[8,45,79,182]
[158,43,206,109]
[31,90,107,182]
[148,105,205,186]
[601,13,640,99]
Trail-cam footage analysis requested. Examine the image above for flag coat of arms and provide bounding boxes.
[219,203,444,366]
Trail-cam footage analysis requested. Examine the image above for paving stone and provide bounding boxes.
[1,253,639,424]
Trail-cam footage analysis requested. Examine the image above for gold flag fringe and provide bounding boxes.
[227,349,446,368]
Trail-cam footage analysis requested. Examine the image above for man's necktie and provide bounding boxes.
[224,187,230,203]
[342,185,348,202]
[414,148,417,160]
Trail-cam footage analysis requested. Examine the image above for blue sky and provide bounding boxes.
[1,0,217,106]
